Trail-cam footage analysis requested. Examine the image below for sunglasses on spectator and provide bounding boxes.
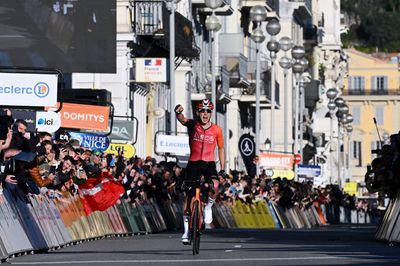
[198,109,211,113]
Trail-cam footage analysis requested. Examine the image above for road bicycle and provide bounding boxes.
[187,178,210,255]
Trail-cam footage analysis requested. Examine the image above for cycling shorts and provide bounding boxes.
[185,160,218,182]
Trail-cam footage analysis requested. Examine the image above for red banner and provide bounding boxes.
[259,152,294,169]
[78,172,124,216]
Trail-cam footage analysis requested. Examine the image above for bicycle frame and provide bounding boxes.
[190,187,203,231]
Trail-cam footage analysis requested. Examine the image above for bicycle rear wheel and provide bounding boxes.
[192,200,199,255]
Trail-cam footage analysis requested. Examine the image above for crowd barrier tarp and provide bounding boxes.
[3,186,48,251]
[267,202,282,229]
[133,203,151,233]
[375,192,400,243]
[254,202,276,228]
[0,191,33,257]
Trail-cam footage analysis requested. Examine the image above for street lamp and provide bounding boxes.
[298,58,310,160]
[166,0,181,133]
[205,0,223,124]
[278,37,293,153]
[291,46,306,155]
[291,46,305,181]
[337,101,349,189]
[343,114,353,182]
[326,88,338,184]
[346,123,353,182]
[266,19,281,150]
[250,5,267,176]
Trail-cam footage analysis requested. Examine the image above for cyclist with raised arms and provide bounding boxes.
[175,99,226,244]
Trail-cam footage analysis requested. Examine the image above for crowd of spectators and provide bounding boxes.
[0,110,373,224]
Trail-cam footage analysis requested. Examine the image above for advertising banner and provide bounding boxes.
[11,109,36,132]
[57,103,109,131]
[238,134,256,175]
[104,143,136,159]
[110,120,135,141]
[69,132,110,152]
[259,152,294,169]
[264,169,295,180]
[0,73,58,107]
[297,164,322,177]
[135,58,167,83]
[344,182,358,196]
[155,134,190,155]
[36,111,61,133]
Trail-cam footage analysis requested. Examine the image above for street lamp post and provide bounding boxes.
[266,20,281,150]
[336,98,348,188]
[205,0,223,124]
[278,37,293,153]
[326,88,338,184]
[166,0,181,133]
[291,46,305,181]
[298,58,309,160]
[250,6,267,176]
[291,46,306,154]
[346,123,353,182]
[343,115,353,182]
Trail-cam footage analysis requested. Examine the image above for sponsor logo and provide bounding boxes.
[0,82,50,98]
[37,118,54,125]
[34,82,50,98]
[62,112,105,123]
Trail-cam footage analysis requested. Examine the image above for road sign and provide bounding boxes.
[294,153,302,164]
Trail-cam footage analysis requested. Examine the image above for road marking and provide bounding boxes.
[224,250,233,252]
[10,256,368,264]
[0,35,24,38]
[234,245,241,248]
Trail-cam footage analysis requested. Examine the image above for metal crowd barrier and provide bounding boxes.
[375,192,400,243]
[0,184,382,262]
[211,200,379,230]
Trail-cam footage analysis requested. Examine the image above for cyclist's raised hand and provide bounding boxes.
[174,104,184,115]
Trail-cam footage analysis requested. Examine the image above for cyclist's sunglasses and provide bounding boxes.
[198,109,212,113]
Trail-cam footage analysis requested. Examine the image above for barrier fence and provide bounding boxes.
[375,192,400,243]
[0,186,381,261]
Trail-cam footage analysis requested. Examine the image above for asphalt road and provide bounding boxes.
[6,225,400,266]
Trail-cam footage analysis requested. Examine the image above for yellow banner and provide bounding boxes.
[105,143,136,159]
[272,169,294,180]
[344,182,358,196]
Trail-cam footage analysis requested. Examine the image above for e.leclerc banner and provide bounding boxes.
[0,73,58,107]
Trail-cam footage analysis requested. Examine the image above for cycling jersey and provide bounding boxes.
[183,119,224,162]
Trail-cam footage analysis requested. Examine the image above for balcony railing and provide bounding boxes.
[133,1,164,36]
[343,88,400,96]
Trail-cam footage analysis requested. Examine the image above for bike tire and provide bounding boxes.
[192,200,199,255]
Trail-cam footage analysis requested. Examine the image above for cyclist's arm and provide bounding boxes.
[216,127,225,171]
[218,146,225,171]
[174,104,189,125]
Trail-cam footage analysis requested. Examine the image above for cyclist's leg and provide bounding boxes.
[204,162,219,224]
[182,161,202,244]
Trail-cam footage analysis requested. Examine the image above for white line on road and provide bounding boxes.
[0,35,24,38]
[10,256,356,264]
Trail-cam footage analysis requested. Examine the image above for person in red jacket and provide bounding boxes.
[175,99,226,244]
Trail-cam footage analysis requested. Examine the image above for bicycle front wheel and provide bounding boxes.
[192,200,200,255]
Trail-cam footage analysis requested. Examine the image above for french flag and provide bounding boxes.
[144,59,162,66]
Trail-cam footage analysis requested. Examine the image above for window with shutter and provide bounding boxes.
[375,106,384,125]
[352,106,360,125]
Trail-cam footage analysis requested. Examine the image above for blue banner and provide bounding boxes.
[297,164,321,177]
[69,132,110,152]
